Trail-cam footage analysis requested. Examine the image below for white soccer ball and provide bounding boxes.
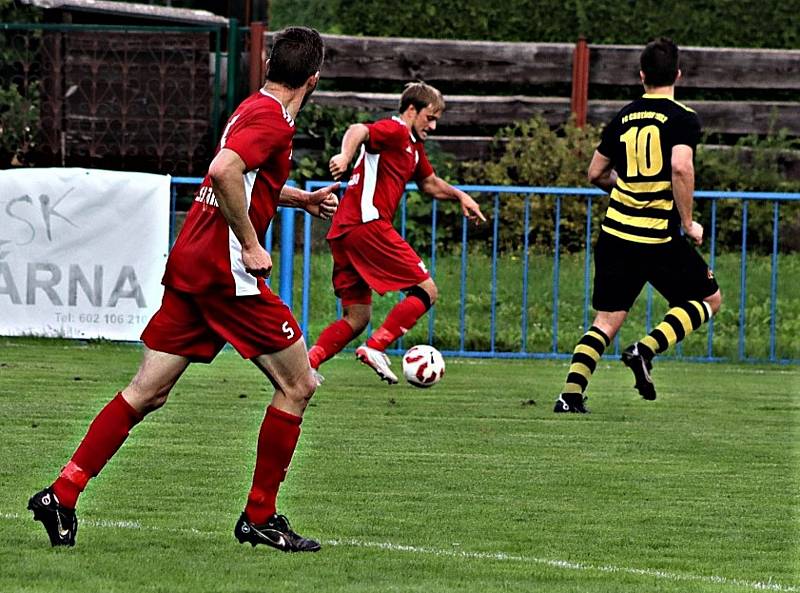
[402,345,445,388]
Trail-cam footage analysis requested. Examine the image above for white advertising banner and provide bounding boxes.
[0,168,170,340]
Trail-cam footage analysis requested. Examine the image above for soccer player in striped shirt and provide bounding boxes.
[554,38,722,413]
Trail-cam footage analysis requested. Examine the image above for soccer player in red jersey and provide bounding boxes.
[307,82,486,384]
[28,27,338,552]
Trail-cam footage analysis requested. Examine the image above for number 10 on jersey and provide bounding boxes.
[620,125,663,177]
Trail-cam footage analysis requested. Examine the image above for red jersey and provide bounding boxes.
[163,90,295,296]
[327,116,434,239]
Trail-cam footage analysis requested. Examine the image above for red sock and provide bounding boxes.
[366,295,428,351]
[245,405,303,524]
[308,319,356,369]
[52,392,143,509]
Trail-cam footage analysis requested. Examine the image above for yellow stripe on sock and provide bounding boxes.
[655,321,678,347]
[568,361,593,379]
[575,344,602,360]
[640,335,660,353]
[586,329,608,346]
[688,300,707,323]
[670,307,695,335]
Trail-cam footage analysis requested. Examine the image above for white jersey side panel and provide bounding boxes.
[359,147,381,223]
[229,169,260,296]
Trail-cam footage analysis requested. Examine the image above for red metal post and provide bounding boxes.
[570,37,590,128]
[249,21,266,93]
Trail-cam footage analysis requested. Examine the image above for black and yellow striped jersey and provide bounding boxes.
[597,94,701,244]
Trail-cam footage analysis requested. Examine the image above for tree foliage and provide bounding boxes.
[271,0,798,48]
[0,0,41,166]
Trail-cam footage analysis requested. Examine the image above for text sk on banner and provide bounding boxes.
[0,168,170,340]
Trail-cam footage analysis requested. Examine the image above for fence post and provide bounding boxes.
[212,27,223,142]
[571,36,589,127]
[249,21,266,93]
[279,207,295,310]
[226,18,239,116]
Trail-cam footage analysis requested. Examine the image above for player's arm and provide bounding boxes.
[207,148,272,278]
[329,123,370,180]
[279,182,340,220]
[417,174,486,223]
[672,144,703,245]
[587,150,617,193]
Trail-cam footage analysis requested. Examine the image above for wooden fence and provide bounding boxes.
[258,32,800,162]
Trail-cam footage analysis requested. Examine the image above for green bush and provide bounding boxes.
[461,115,603,252]
[271,0,798,48]
[0,84,39,167]
[292,102,372,183]
[695,132,800,253]
[0,1,41,166]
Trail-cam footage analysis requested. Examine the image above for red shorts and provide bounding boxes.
[141,284,302,362]
[328,221,430,306]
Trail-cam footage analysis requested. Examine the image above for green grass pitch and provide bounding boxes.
[0,338,798,592]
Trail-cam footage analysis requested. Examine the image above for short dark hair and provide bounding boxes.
[640,37,680,87]
[399,81,445,114]
[267,26,324,89]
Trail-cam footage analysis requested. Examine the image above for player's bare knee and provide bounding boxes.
[284,373,317,407]
[122,383,170,414]
[705,290,722,315]
[426,283,438,305]
[343,304,371,335]
[344,313,369,335]
[407,282,437,308]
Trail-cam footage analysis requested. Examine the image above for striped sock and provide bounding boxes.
[638,300,713,358]
[562,326,611,395]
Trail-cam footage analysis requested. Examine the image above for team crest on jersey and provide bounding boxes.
[418,261,428,273]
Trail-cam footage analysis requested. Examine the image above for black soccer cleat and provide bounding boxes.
[553,393,590,413]
[234,512,321,553]
[27,487,78,547]
[621,344,656,400]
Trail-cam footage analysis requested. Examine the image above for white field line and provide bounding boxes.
[325,538,798,593]
[3,511,796,592]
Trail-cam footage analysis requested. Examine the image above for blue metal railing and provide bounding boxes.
[170,178,800,364]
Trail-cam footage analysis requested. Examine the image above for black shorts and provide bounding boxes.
[592,232,719,312]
